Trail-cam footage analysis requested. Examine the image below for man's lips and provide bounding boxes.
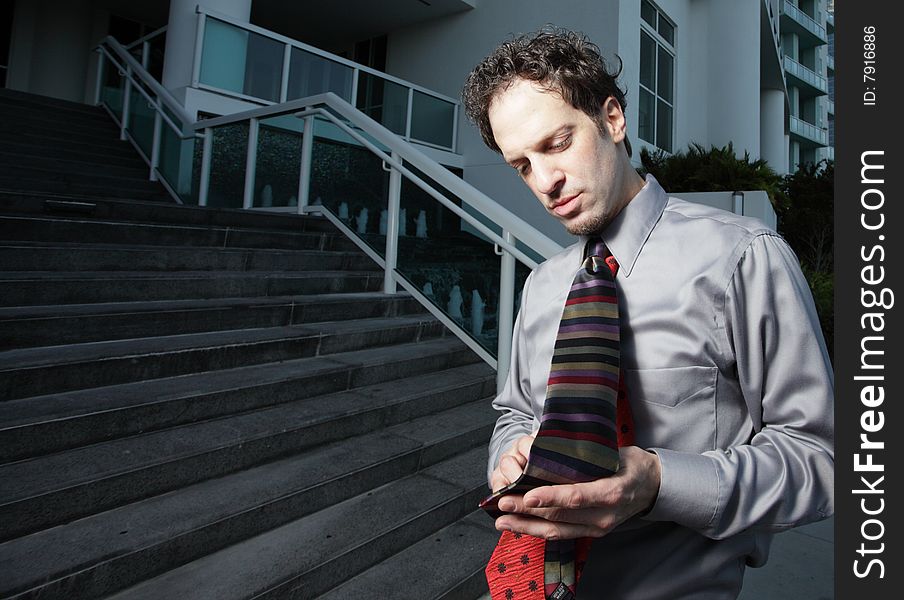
[551,193,581,217]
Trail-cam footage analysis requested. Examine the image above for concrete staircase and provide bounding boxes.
[0,90,499,599]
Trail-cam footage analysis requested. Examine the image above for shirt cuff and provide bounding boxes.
[642,448,721,531]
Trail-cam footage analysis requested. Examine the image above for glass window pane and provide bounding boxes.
[658,17,675,46]
[657,46,673,102]
[638,88,655,144]
[243,32,284,102]
[641,1,656,27]
[356,72,409,135]
[287,47,353,102]
[410,91,455,149]
[640,32,656,90]
[657,99,673,152]
[199,19,249,96]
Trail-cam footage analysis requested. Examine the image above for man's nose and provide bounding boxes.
[533,158,564,196]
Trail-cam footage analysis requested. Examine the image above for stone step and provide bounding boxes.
[0,109,126,143]
[0,242,377,272]
[0,292,420,350]
[317,511,497,600]
[0,214,357,251]
[0,88,111,120]
[0,268,381,307]
[0,138,151,169]
[102,445,491,600]
[0,127,142,157]
[0,175,170,202]
[0,407,495,600]
[0,314,445,400]
[0,192,336,232]
[0,150,151,180]
[0,163,165,192]
[0,337,484,463]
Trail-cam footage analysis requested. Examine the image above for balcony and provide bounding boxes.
[780,1,827,48]
[192,9,459,152]
[827,53,834,72]
[828,99,834,115]
[790,114,827,147]
[784,55,827,97]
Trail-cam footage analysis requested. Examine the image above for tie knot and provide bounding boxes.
[583,239,618,277]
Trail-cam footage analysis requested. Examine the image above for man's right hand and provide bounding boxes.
[490,434,535,491]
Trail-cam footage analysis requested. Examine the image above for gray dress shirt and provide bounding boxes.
[489,176,834,599]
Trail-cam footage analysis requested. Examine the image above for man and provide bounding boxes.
[461,28,833,598]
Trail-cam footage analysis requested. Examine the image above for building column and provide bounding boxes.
[161,0,252,104]
[760,89,787,174]
[705,0,761,159]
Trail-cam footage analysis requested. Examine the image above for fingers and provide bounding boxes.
[490,434,536,492]
[495,513,605,540]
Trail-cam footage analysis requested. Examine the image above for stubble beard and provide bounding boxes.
[564,209,608,236]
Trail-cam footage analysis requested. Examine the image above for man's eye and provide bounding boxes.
[515,163,531,176]
[551,136,571,150]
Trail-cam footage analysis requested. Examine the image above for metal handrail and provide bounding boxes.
[98,36,194,137]
[124,26,167,51]
[192,92,562,261]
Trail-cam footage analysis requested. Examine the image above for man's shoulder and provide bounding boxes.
[661,195,777,241]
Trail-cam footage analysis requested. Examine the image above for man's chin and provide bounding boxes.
[564,213,606,236]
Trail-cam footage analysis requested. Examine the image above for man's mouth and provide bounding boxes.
[551,193,581,217]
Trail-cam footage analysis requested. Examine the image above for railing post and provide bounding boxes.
[383,151,402,294]
[350,68,359,106]
[141,41,150,69]
[191,10,206,87]
[120,66,132,141]
[149,106,162,181]
[280,43,291,102]
[404,87,414,141]
[243,118,260,209]
[496,230,516,391]
[198,127,213,207]
[297,114,314,214]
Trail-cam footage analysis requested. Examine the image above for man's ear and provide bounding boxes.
[601,96,627,144]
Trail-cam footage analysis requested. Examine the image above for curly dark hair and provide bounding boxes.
[461,27,631,156]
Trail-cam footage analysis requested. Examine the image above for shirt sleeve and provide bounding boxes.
[486,271,539,486]
[644,232,835,538]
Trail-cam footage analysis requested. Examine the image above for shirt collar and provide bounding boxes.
[591,174,668,277]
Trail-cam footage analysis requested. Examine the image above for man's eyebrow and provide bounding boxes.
[504,125,573,166]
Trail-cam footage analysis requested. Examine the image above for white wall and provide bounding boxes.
[385,0,622,247]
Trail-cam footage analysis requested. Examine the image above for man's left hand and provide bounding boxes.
[494,446,662,539]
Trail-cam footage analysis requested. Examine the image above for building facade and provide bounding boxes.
[2,0,832,244]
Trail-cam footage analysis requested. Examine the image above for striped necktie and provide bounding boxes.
[481,239,633,600]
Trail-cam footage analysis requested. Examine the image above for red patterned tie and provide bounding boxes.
[482,240,634,600]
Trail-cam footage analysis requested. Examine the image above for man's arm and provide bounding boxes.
[643,232,834,538]
[487,271,538,486]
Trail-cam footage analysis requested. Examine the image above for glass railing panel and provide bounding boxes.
[252,115,305,208]
[356,72,409,136]
[204,122,249,208]
[158,105,198,205]
[393,162,526,356]
[410,91,455,149]
[310,116,390,252]
[127,83,156,158]
[287,47,354,103]
[199,18,284,102]
[99,56,125,122]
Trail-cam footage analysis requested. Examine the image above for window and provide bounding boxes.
[638,0,675,152]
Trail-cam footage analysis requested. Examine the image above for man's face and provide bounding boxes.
[488,79,631,235]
